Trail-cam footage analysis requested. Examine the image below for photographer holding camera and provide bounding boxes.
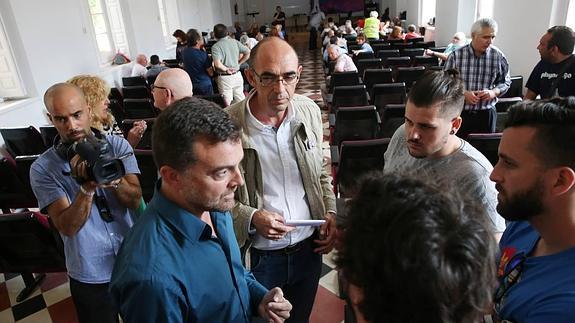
[30,83,142,323]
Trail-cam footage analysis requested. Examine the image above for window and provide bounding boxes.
[567,0,575,31]
[157,0,181,47]
[88,0,130,64]
[476,0,494,19]
[420,0,436,26]
[0,18,26,99]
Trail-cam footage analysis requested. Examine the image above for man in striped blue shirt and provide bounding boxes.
[444,18,511,137]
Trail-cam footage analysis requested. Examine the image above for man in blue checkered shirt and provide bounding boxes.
[444,18,511,137]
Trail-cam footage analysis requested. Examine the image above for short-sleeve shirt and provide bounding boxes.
[384,125,506,233]
[30,134,140,283]
[526,56,575,99]
[211,37,250,70]
[182,47,213,88]
[334,53,358,73]
[496,221,575,322]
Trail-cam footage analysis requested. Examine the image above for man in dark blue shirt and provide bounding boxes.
[110,97,292,323]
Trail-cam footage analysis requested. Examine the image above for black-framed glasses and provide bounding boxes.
[151,84,167,91]
[251,70,299,87]
[493,252,526,314]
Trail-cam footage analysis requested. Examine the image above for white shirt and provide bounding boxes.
[246,101,314,250]
[130,63,147,77]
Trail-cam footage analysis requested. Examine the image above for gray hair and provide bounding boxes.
[471,18,498,36]
[370,11,378,18]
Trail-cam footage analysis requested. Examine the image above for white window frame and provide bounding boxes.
[476,0,494,19]
[157,0,181,48]
[567,0,575,32]
[0,17,26,99]
[88,0,130,65]
[419,0,436,26]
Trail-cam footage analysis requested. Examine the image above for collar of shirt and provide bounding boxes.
[148,180,217,242]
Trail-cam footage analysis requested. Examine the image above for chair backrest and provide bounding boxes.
[413,55,439,68]
[372,83,407,108]
[0,212,66,273]
[146,75,158,87]
[466,133,502,166]
[377,49,400,59]
[330,71,360,92]
[108,98,126,124]
[123,99,157,119]
[39,126,58,148]
[0,126,47,158]
[396,66,426,90]
[390,42,413,51]
[163,59,180,68]
[133,149,158,203]
[496,97,522,113]
[355,52,375,61]
[363,68,393,94]
[109,87,124,104]
[122,76,147,87]
[379,104,407,138]
[14,154,39,197]
[337,138,390,195]
[0,158,37,211]
[429,46,447,53]
[121,118,156,149]
[384,56,411,69]
[371,43,391,54]
[501,75,523,98]
[197,94,227,109]
[331,85,369,113]
[356,58,383,78]
[122,86,151,99]
[347,44,361,52]
[333,106,381,146]
[400,48,424,58]
[387,39,405,45]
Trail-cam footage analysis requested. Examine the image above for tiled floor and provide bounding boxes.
[0,31,344,323]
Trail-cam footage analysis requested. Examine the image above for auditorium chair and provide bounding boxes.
[466,133,502,166]
[0,126,47,158]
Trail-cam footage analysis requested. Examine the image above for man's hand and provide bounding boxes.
[477,89,497,101]
[464,90,480,105]
[314,212,336,254]
[126,120,147,148]
[258,287,292,323]
[252,209,295,240]
[70,155,98,193]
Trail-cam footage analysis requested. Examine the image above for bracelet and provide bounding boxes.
[79,185,95,197]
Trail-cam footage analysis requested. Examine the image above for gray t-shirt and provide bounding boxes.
[384,125,506,233]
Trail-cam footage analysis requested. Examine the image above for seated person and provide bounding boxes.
[426,32,467,61]
[352,33,373,56]
[387,26,404,40]
[404,24,421,40]
[145,55,169,79]
[327,44,357,73]
[131,54,148,77]
[337,172,496,323]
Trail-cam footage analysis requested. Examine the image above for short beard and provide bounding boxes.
[497,180,545,222]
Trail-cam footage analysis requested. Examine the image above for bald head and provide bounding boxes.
[152,68,193,110]
[247,37,298,70]
[44,83,86,114]
[136,54,148,66]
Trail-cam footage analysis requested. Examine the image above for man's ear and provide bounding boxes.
[245,68,258,88]
[159,165,180,189]
[451,116,462,134]
[550,166,575,197]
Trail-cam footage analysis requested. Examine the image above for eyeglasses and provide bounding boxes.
[251,70,299,87]
[151,84,167,92]
[493,252,525,315]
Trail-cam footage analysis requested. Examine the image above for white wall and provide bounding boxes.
[494,0,555,87]
[435,0,476,46]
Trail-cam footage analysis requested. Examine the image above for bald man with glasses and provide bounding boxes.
[226,37,336,322]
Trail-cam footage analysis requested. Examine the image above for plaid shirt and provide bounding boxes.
[444,43,511,110]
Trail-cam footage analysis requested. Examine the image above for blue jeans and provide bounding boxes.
[250,235,322,323]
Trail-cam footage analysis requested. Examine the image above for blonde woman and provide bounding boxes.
[67,75,146,148]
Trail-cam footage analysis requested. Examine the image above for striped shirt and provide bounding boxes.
[444,43,511,111]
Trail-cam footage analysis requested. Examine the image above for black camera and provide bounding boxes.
[72,135,127,185]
